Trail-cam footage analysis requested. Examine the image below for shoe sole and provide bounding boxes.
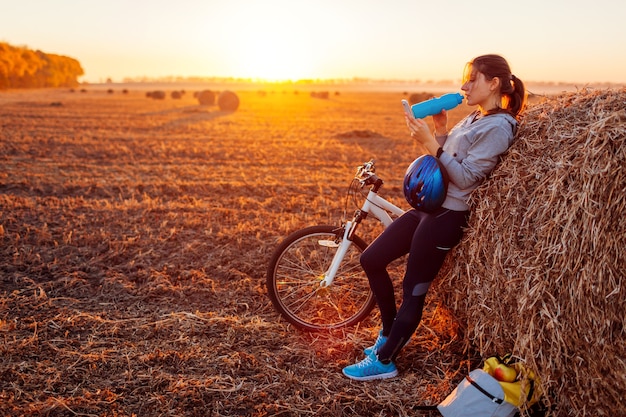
[342,368,398,381]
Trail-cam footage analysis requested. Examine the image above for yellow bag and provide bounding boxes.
[482,354,541,408]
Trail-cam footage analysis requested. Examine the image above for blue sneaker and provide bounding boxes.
[364,330,387,356]
[342,351,398,381]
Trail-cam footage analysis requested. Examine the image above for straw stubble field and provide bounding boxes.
[1,87,478,416]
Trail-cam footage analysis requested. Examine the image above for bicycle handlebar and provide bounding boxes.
[354,160,383,189]
[355,160,374,179]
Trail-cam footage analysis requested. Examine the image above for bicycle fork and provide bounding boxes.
[318,210,365,288]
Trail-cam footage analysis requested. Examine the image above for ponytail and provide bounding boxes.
[506,74,527,119]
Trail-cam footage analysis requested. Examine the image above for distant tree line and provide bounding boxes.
[0,42,84,89]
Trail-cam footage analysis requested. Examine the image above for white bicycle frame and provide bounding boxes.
[319,189,405,288]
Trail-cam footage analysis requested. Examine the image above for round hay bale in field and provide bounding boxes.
[436,88,626,416]
[408,92,432,104]
[217,90,239,111]
[197,89,216,105]
[151,90,166,100]
[171,90,182,99]
[311,91,329,99]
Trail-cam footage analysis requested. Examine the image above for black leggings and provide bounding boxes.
[360,207,469,362]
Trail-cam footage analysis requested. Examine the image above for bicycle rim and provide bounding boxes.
[267,225,375,331]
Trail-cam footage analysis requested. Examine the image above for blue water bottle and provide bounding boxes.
[410,93,464,119]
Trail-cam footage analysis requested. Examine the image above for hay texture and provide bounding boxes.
[438,88,626,416]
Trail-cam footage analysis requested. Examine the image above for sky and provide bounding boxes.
[1,0,625,85]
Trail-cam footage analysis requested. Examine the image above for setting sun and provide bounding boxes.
[209,2,328,82]
[230,28,317,82]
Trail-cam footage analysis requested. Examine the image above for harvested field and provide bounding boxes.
[0,87,475,417]
[1,86,621,416]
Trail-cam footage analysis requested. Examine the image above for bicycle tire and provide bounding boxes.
[266,225,376,331]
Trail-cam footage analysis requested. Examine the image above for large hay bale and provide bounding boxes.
[197,90,216,105]
[408,92,432,105]
[436,88,626,416]
[217,90,240,112]
[310,91,329,99]
[150,90,166,100]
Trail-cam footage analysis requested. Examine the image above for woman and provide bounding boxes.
[342,54,526,380]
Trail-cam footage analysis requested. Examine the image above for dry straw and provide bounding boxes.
[437,88,626,416]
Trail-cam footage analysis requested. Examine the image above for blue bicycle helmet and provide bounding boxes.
[403,154,449,212]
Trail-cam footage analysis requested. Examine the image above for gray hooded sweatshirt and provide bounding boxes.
[437,111,518,211]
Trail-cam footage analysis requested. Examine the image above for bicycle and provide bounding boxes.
[266,160,406,331]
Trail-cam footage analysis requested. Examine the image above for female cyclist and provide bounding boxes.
[342,54,527,380]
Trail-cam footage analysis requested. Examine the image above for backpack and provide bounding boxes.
[437,369,518,417]
[414,355,540,417]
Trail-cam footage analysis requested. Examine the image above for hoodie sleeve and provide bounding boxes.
[439,115,516,190]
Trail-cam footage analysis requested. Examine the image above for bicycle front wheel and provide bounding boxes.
[266,225,376,331]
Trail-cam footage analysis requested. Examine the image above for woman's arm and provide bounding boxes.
[405,115,441,156]
[440,123,513,189]
[405,109,449,154]
[406,113,515,189]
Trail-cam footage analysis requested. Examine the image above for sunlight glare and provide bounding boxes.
[240,35,315,82]
[220,5,319,82]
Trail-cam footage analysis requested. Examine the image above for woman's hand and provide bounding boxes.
[432,109,448,135]
[405,114,440,156]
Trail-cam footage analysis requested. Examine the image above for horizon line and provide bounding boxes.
[86,75,626,88]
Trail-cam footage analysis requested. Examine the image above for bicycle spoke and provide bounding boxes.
[267,226,376,330]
